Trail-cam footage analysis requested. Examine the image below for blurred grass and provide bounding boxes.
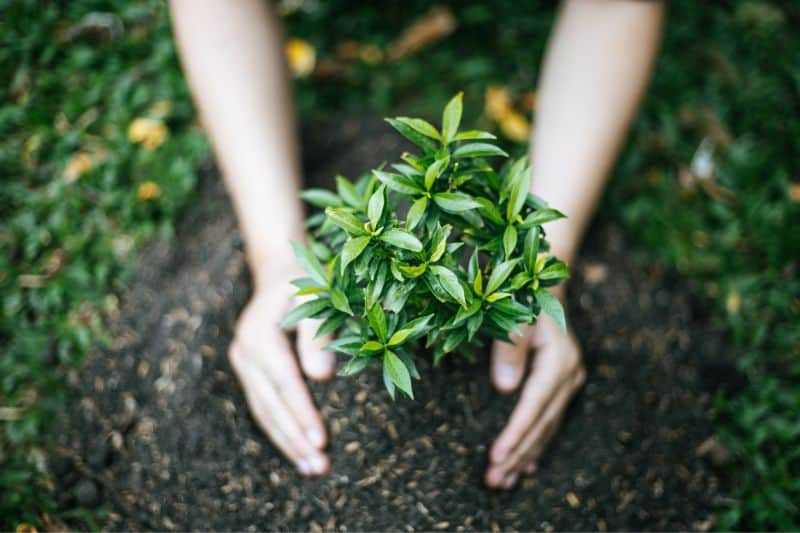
[1,0,798,529]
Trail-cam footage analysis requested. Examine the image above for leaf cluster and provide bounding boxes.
[286,94,569,398]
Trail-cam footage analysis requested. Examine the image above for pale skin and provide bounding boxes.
[171,0,664,487]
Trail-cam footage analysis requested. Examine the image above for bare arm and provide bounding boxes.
[171,0,333,477]
[487,0,665,489]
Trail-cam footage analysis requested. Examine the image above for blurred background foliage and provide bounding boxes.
[1,0,798,529]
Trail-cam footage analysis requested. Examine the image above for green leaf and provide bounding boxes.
[336,175,363,209]
[367,184,386,228]
[523,226,540,272]
[315,313,348,339]
[380,228,423,252]
[340,236,372,273]
[452,143,508,158]
[442,92,463,145]
[394,117,441,140]
[475,197,505,225]
[330,289,353,315]
[367,303,387,342]
[506,161,531,222]
[486,259,519,295]
[387,314,434,346]
[385,117,438,152]
[429,228,449,263]
[473,270,483,296]
[280,298,329,328]
[453,129,497,141]
[290,242,328,288]
[485,291,511,302]
[383,364,396,400]
[398,262,427,278]
[360,340,384,353]
[536,289,567,333]
[521,208,567,227]
[338,357,370,377]
[538,260,570,281]
[324,335,363,355]
[406,196,428,230]
[432,192,482,213]
[384,350,413,399]
[430,265,466,307]
[300,188,342,208]
[503,225,518,259]
[453,298,481,325]
[325,207,366,235]
[425,155,449,191]
[384,282,415,313]
[373,169,424,195]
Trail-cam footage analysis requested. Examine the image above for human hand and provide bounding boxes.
[228,267,335,477]
[484,293,585,489]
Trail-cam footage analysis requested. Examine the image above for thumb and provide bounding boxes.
[491,331,529,393]
[297,318,335,381]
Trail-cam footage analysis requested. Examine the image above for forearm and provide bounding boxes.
[170,0,303,283]
[531,0,665,268]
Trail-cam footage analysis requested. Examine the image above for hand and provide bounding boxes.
[228,266,335,476]
[484,296,585,489]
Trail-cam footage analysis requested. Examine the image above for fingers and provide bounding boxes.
[490,331,529,393]
[297,317,335,381]
[229,342,329,476]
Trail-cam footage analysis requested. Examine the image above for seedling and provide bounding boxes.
[283,93,569,399]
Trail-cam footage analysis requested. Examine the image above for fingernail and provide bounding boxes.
[297,458,310,475]
[307,428,325,448]
[308,454,326,475]
[495,363,518,388]
[502,472,518,489]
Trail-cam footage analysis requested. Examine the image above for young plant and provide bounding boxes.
[283,93,569,399]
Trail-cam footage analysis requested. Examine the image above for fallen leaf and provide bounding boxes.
[285,37,316,77]
[64,152,92,183]
[387,6,456,61]
[565,491,580,508]
[137,181,161,201]
[128,117,168,150]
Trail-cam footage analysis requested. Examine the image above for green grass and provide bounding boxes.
[1,0,798,529]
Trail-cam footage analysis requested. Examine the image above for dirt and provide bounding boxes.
[56,117,737,531]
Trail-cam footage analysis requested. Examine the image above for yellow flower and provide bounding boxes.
[285,38,316,78]
[499,110,531,143]
[128,117,168,151]
[484,85,512,121]
[64,152,92,183]
[15,524,37,533]
[137,181,161,201]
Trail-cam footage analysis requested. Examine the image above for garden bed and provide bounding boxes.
[56,117,735,530]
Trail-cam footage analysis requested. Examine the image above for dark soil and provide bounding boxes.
[57,117,736,531]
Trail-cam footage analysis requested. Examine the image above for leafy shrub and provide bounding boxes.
[284,94,568,398]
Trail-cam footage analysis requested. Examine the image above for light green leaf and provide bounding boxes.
[290,242,328,287]
[387,314,434,346]
[398,262,427,278]
[485,291,511,302]
[338,357,370,377]
[442,92,463,145]
[385,117,438,152]
[325,207,366,235]
[315,313,348,339]
[280,298,329,328]
[373,169,424,195]
[425,155,449,191]
[535,288,567,333]
[486,259,519,295]
[360,340,384,353]
[384,350,413,398]
[336,175,363,209]
[453,129,497,141]
[538,261,570,281]
[432,192,482,213]
[406,196,428,230]
[475,197,505,225]
[380,229,423,252]
[506,162,532,222]
[367,303,387,342]
[330,289,353,315]
[367,184,386,228]
[452,143,508,158]
[394,117,441,140]
[430,265,466,307]
[503,225,518,259]
[340,236,371,273]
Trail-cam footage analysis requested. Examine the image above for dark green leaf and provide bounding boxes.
[373,169,424,195]
[336,175,363,209]
[387,314,434,346]
[453,129,497,141]
[506,160,531,222]
[521,208,567,228]
[280,298,330,328]
[432,192,482,213]
[367,184,386,228]
[486,259,519,295]
[406,196,428,230]
[385,117,438,152]
[338,356,371,377]
[290,242,328,288]
[524,226,540,272]
[330,289,353,315]
[300,188,342,208]
[394,117,441,140]
[429,265,466,307]
[367,303,387,342]
[315,313,348,339]
[538,261,570,281]
[425,155,449,190]
[340,236,372,273]
[325,207,366,235]
[503,224,518,259]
